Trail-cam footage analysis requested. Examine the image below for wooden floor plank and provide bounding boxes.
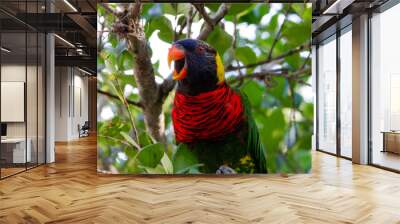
[0,136,399,223]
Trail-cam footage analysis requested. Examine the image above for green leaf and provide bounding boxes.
[138,131,153,147]
[142,3,154,16]
[124,147,137,159]
[160,153,174,174]
[289,149,311,173]
[175,164,203,174]
[206,26,233,57]
[300,102,314,120]
[98,4,105,16]
[285,53,301,69]
[267,14,279,33]
[267,77,290,107]
[282,19,311,48]
[118,50,133,71]
[238,4,269,24]
[291,4,305,16]
[240,80,264,107]
[141,164,166,174]
[175,4,190,15]
[234,46,257,65]
[120,132,139,149]
[145,16,174,43]
[137,143,164,168]
[108,33,118,48]
[205,3,220,12]
[293,92,304,109]
[227,4,254,16]
[172,144,199,173]
[161,3,175,15]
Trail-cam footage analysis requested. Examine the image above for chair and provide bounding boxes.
[78,121,90,138]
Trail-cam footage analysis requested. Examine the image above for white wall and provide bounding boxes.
[1,63,46,164]
[55,67,89,141]
[1,65,26,137]
[1,65,35,138]
[55,66,69,141]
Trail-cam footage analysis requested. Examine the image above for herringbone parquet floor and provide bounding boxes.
[0,136,400,224]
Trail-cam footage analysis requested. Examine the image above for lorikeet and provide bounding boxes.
[168,39,267,174]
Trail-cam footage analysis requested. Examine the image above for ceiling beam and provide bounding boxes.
[67,13,96,39]
[322,0,356,15]
[55,55,96,71]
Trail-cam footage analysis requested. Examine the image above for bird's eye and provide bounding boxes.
[196,46,205,53]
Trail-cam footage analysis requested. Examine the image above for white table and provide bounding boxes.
[1,138,31,163]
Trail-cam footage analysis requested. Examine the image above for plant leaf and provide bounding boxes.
[137,143,164,168]
[160,153,174,174]
[172,144,199,173]
[120,132,139,149]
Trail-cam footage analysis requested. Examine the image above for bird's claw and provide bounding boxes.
[216,165,236,174]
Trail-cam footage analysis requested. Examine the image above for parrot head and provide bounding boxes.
[168,39,225,95]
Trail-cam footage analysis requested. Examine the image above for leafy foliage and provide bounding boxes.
[97,3,313,174]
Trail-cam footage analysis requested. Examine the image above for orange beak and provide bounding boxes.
[168,45,187,80]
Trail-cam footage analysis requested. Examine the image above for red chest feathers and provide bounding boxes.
[172,84,244,143]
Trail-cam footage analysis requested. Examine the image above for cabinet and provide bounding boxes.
[382,132,400,154]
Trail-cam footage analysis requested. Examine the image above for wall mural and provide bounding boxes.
[97,3,313,174]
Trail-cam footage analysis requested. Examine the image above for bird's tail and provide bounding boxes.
[240,92,268,173]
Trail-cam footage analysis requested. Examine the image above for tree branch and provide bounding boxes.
[267,7,290,61]
[229,67,311,84]
[186,6,194,38]
[211,4,229,24]
[130,0,141,19]
[98,134,133,148]
[193,4,214,26]
[194,3,230,40]
[226,42,311,71]
[98,89,143,108]
[114,78,140,145]
[110,2,169,144]
[99,3,119,17]
[159,75,176,101]
[300,51,311,70]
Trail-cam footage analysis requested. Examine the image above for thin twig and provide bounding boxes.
[113,79,140,148]
[98,89,143,108]
[267,7,290,61]
[98,134,133,148]
[195,3,230,40]
[100,3,119,17]
[131,0,141,19]
[300,51,311,70]
[226,42,311,71]
[230,67,311,84]
[193,4,214,26]
[186,6,194,38]
[158,75,176,101]
[172,5,179,41]
[232,16,244,87]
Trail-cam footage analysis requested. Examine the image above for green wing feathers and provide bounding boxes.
[239,91,268,173]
